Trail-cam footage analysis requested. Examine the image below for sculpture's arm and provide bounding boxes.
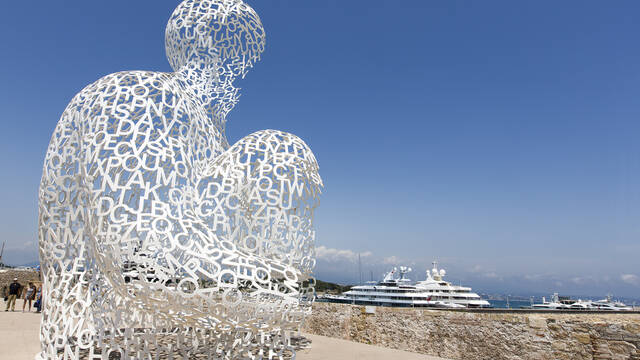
[37,97,98,353]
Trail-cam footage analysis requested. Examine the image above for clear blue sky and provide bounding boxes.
[1,0,639,297]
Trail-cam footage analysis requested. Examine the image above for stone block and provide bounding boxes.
[529,316,547,329]
[574,333,591,344]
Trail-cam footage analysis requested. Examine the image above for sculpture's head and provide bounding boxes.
[165,0,266,79]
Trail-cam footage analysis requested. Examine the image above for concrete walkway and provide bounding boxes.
[297,334,446,360]
[0,311,447,360]
[0,310,41,360]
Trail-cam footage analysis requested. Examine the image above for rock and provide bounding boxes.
[529,316,547,329]
[574,333,591,344]
[547,323,562,332]
[552,341,568,351]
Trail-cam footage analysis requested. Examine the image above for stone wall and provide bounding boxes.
[304,302,640,360]
[0,268,41,289]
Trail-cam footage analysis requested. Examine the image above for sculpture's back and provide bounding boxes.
[37,1,321,359]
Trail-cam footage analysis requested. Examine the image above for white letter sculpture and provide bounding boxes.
[37,0,322,358]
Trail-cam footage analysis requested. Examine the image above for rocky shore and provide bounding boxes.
[304,302,640,360]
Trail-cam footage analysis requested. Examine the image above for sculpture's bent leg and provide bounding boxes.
[198,128,322,309]
[201,130,321,265]
[189,129,322,357]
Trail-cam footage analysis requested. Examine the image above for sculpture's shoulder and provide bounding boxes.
[54,68,221,156]
[68,70,180,107]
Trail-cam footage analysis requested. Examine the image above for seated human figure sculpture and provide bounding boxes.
[37,0,322,359]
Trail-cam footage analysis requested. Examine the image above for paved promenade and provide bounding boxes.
[0,311,446,360]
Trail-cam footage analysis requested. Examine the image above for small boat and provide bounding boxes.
[532,293,568,309]
[568,301,590,310]
[590,295,633,311]
[532,293,634,311]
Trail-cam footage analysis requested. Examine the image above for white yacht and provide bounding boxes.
[320,262,490,308]
[414,263,491,308]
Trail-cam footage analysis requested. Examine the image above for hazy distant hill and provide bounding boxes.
[19,261,40,268]
[315,279,352,294]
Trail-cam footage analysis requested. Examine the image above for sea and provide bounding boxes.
[488,300,532,309]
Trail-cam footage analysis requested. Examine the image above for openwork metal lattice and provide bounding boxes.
[37,1,322,358]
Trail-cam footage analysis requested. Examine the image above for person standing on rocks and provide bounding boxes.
[5,278,21,311]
